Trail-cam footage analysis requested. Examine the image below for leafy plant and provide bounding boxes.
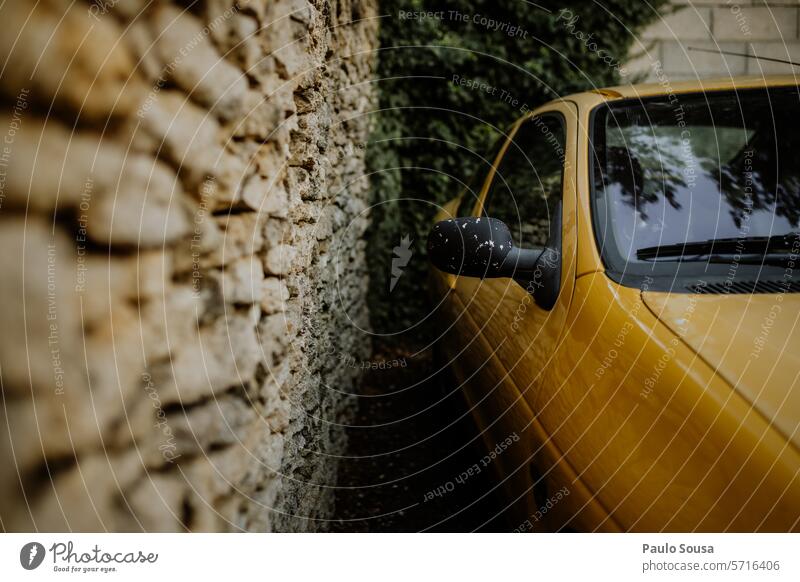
[366,0,668,336]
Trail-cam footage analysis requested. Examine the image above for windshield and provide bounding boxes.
[591,86,800,289]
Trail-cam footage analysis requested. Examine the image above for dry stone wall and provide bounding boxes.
[0,0,377,532]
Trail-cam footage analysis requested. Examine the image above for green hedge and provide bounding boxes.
[366,0,667,335]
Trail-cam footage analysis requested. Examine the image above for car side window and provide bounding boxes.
[456,178,482,218]
[483,115,566,249]
[457,130,510,217]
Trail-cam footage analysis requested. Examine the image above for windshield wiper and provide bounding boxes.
[636,233,800,263]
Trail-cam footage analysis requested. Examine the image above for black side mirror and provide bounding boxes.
[427,216,541,279]
[427,202,562,310]
[427,217,510,278]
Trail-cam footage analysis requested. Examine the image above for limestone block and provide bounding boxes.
[1,302,142,474]
[86,155,190,247]
[256,139,292,186]
[205,0,266,48]
[267,0,315,77]
[0,117,126,212]
[161,312,261,403]
[270,37,312,83]
[181,440,272,530]
[215,213,265,262]
[314,206,335,240]
[84,303,148,428]
[0,219,82,396]
[169,395,258,456]
[0,0,144,119]
[207,11,263,79]
[258,313,292,366]
[128,474,187,532]
[110,0,152,21]
[171,196,225,272]
[78,251,170,328]
[260,278,290,315]
[150,4,248,120]
[262,217,293,249]
[267,0,315,26]
[207,151,250,209]
[290,166,320,201]
[192,447,250,499]
[137,90,224,187]
[249,429,285,482]
[221,256,265,304]
[120,19,164,83]
[230,87,295,140]
[237,477,281,531]
[261,374,291,433]
[139,285,202,362]
[6,452,143,532]
[264,244,298,275]
[241,173,289,216]
[290,199,322,228]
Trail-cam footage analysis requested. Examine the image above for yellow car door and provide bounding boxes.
[434,102,605,527]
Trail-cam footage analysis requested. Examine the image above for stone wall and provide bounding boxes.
[628,0,798,81]
[0,0,377,532]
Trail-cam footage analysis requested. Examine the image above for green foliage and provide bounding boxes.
[366,0,668,335]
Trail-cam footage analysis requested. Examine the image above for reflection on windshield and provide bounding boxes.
[594,88,800,264]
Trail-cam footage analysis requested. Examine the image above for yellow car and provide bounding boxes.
[427,75,800,532]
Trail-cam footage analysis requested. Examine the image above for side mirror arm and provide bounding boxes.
[499,246,543,277]
[508,200,562,311]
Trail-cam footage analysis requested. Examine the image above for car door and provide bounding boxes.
[437,103,582,525]
[453,104,577,416]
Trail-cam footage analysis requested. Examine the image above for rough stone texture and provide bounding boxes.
[627,1,800,81]
[0,0,376,532]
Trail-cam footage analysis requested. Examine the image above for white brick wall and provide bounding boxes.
[627,1,800,81]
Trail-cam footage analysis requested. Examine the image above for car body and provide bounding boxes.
[428,75,800,532]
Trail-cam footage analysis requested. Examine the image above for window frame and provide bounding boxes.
[479,111,568,251]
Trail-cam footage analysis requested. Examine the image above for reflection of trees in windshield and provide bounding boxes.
[599,90,800,245]
[603,126,685,221]
[716,120,800,230]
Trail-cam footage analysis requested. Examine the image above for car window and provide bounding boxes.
[595,88,800,264]
[456,178,482,218]
[483,115,566,249]
[457,131,508,217]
